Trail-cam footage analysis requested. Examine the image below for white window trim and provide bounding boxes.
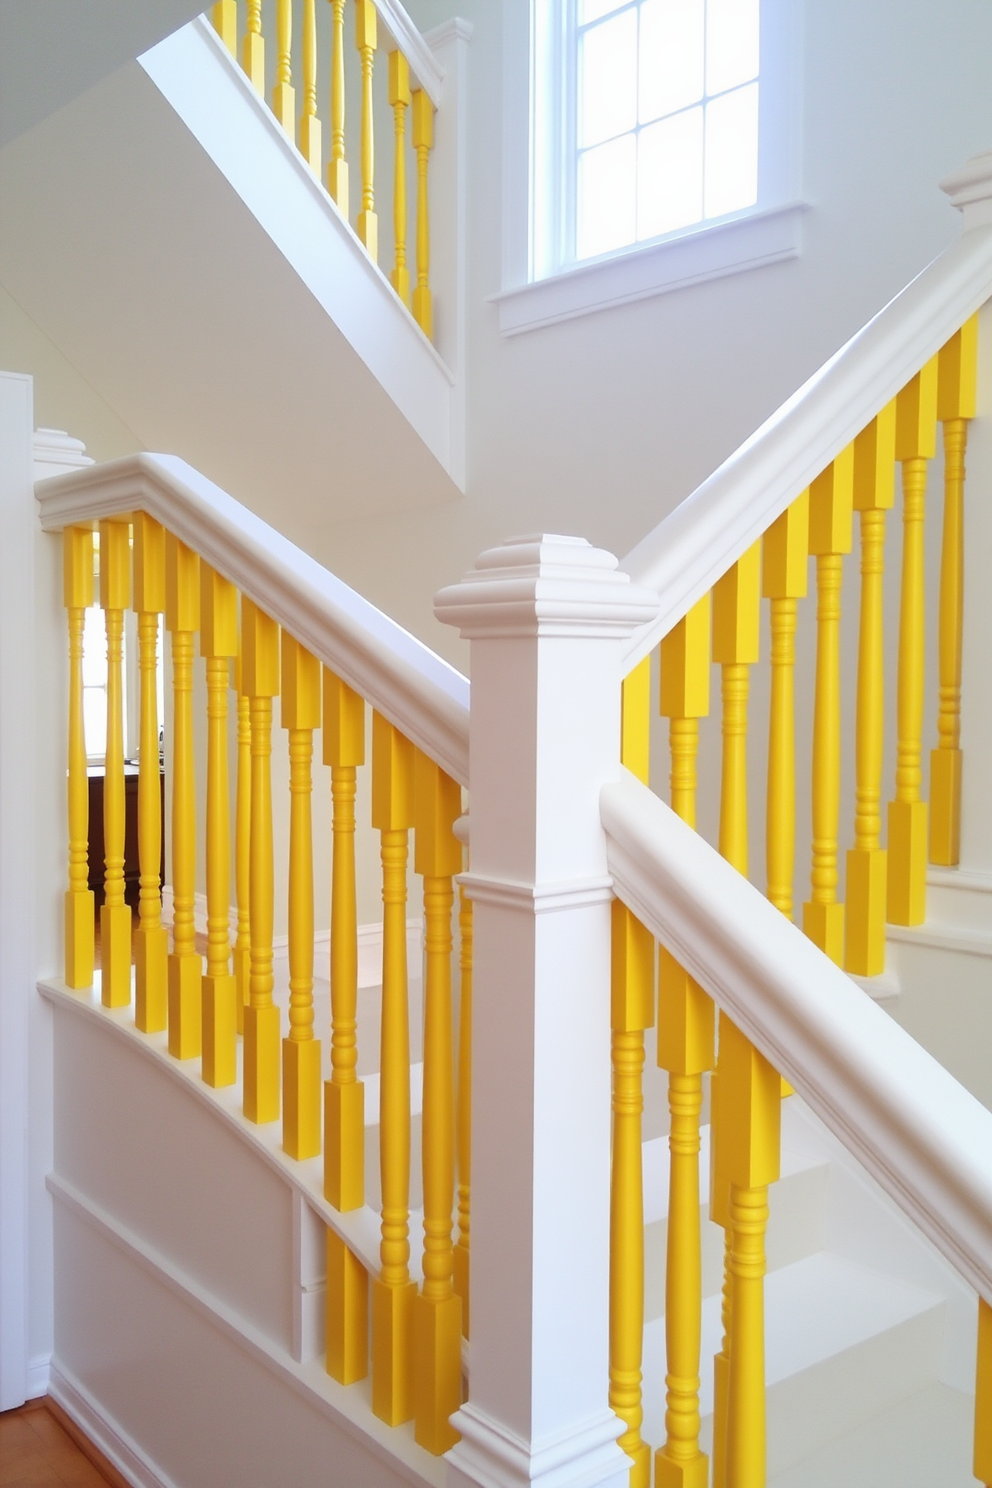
[496,0,806,336]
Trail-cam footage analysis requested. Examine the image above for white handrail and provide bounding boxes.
[601,770,992,1304]
[35,453,470,785]
[620,211,992,668]
[373,0,445,105]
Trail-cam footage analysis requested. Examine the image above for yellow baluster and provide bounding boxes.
[327,0,349,213]
[710,1057,732,1488]
[299,0,321,172]
[233,646,251,1033]
[326,1230,369,1384]
[356,0,378,260]
[621,654,651,788]
[272,0,294,135]
[281,634,322,1159]
[99,520,132,1009]
[212,0,237,55]
[200,565,238,1088]
[714,545,760,877]
[64,527,95,990]
[371,712,417,1425]
[846,407,896,975]
[243,0,264,93]
[166,535,202,1057]
[932,318,977,866]
[610,902,654,1488]
[453,885,472,1338]
[889,357,938,925]
[389,52,411,307]
[976,1295,992,1487]
[721,1018,780,1488]
[655,597,713,1488]
[803,447,854,964]
[242,597,281,1122]
[762,491,809,921]
[133,515,168,1031]
[413,751,463,1454]
[412,89,434,339]
[323,670,366,1210]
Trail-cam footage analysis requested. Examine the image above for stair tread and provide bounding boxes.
[643,1118,828,1225]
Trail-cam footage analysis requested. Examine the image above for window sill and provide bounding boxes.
[493,200,808,336]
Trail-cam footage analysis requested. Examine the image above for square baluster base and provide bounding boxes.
[168,953,202,1060]
[372,1278,416,1426]
[802,898,845,966]
[845,847,888,976]
[100,902,132,1008]
[202,973,237,1087]
[243,1001,281,1122]
[929,747,961,867]
[413,1290,463,1454]
[65,889,95,990]
[887,799,928,925]
[326,1229,369,1385]
[283,1037,322,1159]
[324,1079,365,1210]
[135,924,168,1032]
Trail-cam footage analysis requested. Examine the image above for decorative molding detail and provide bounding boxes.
[619,202,992,667]
[459,873,613,913]
[46,1181,440,1488]
[494,202,805,336]
[941,150,992,230]
[35,452,470,785]
[447,1399,626,1488]
[601,771,992,1306]
[32,428,92,477]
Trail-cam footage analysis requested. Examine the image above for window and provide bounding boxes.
[497,0,803,333]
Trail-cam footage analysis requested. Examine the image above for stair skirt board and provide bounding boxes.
[48,1176,441,1488]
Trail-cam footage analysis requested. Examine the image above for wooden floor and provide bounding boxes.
[0,1399,125,1488]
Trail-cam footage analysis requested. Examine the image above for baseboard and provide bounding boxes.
[48,1358,178,1488]
[160,889,422,988]
[26,1352,51,1398]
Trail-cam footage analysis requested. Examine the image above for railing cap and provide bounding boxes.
[941,149,992,229]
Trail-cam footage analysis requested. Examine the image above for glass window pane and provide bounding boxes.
[579,0,630,23]
[579,8,638,148]
[639,0,704,123]
[577,133,637,258]
[706,0,759,96]
[638,106,704,238]
[704,81,758,217]
[83,688,107,759]
[82,607,107,688]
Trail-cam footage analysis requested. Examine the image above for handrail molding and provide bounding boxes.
[35,453,470,786]
[602,770,992,1305]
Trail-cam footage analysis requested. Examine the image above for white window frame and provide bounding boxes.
[496,0,806,335]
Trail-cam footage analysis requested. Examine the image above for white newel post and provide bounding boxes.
[435,536,658,1488]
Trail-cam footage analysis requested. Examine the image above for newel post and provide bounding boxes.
[435,536,658,1488]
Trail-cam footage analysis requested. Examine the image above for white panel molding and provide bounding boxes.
[601,771,992,1306]
[47,1175,440,1488]
[49,1358,177,1488]
[619,165,992,666]
[35,453,470,784]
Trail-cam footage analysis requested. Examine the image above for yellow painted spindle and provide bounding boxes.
[166,536,201,1056]
[272,0,294,135]
[282,635,322,1158]
[299,0,321,172]
[762,492,809,921]
[371,712,417,1425]
[655,597,713,1488]
[846,407,896,976]
[64,527,95,990]
[714,545,760,877]
[234,646,251,1032]
[412,89,434,339]
[976,1295,992,1487]
[99,520,132,1009]
[622,654,651,788]
[803,446,854,965]
[721,1017,781,1488]
[326,1230,369,1383]
[133,515,168,1031]
[454,885,472,1338]
[932,318,977,866]
[323,670,366,1213]
[610,902,653,1488]
[212,0,237,54]
[710,1053,732,1488]
[328,0,349,213]
[413,751,463,1454]
[243,0,264,93]
[389,52,411,307]
[200,565,238,1088]
[356,0,378,260]
[242,598,281,1122]
[889,358,938,925]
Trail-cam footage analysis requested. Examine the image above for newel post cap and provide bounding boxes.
[434,533,660,639]
[941,151,992,229]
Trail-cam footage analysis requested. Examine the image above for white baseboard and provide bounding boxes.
[26,1352,51,1399]
[49,1358,178,1488]
[160,889,422,988]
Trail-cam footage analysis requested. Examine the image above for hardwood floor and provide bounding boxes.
[0,1399,126,1488]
